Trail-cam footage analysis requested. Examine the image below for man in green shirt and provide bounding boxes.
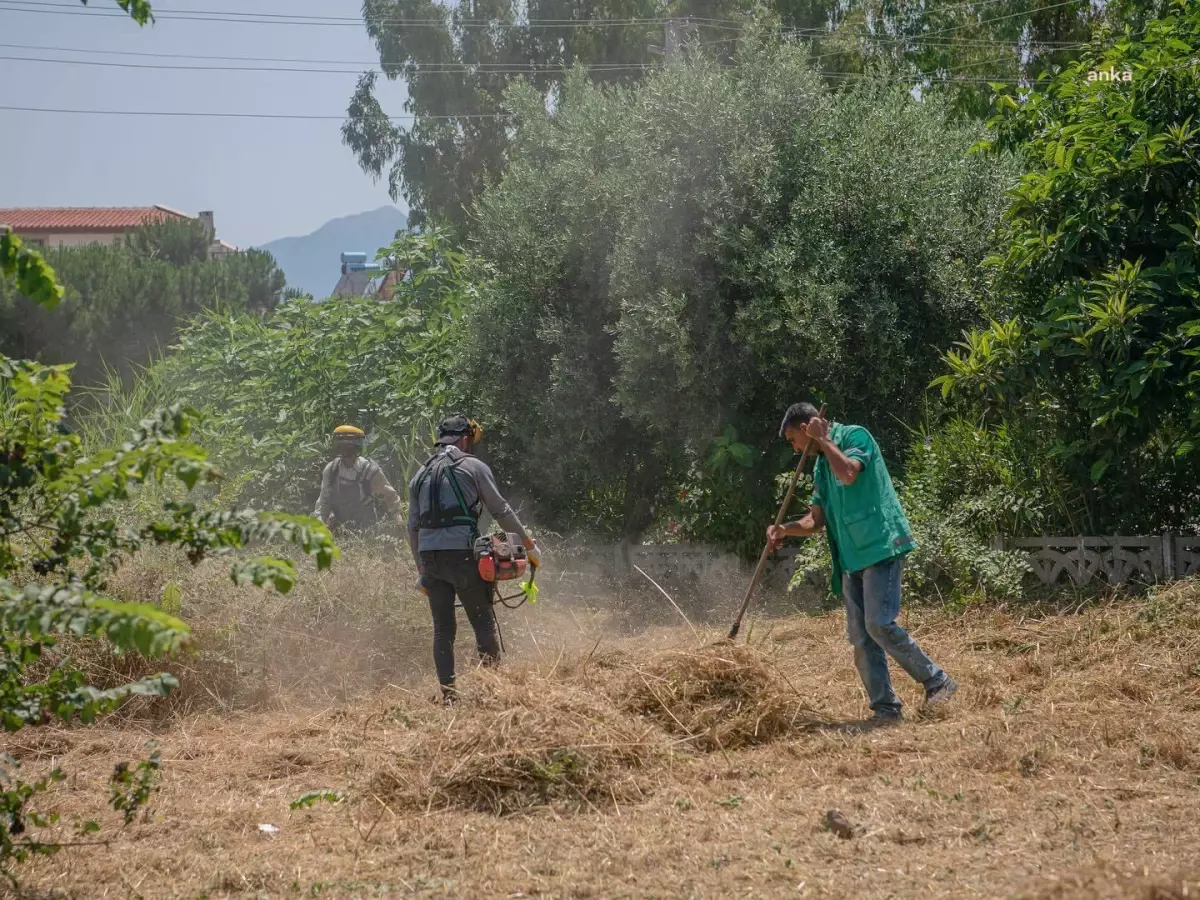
[766,402,957,722]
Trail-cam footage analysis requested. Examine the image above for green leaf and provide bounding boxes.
[160,581,183,615]
[289,790,346,810]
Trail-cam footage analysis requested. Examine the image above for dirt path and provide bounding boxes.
[7,589,1200,899]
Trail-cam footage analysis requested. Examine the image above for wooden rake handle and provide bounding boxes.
[727,404,825,640]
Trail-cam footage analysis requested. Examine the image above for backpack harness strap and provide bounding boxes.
[413,448,480,534]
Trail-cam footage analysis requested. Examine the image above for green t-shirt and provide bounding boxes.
[811,422,915,597]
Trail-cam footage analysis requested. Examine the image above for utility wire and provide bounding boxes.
[0,65,1047,126]
[0,0,743,28]
[0,31,1092,62]
[0,54,657,73]
[0,104,510,118]
[18,53,1155,123]
[0,0,746,23]
[803,0,1088,65]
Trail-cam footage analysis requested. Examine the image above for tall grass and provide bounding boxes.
[73,360,176,452]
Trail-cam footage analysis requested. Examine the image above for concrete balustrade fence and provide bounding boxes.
[565,534,1200,594]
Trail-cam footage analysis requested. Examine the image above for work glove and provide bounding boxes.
[524,539,541,568]
[415,574,428,597]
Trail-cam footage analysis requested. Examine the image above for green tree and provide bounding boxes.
[126,215,211,266]
[343,0,758,231]
[459,38,1014,553]
[0,219,289,386]
[934,0,1200,534]
[157,228,476,512]
[343,0,1153,231]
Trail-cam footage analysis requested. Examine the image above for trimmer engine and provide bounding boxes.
[473,532,528,582]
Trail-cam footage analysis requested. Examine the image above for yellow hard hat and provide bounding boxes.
[333,425,366,437]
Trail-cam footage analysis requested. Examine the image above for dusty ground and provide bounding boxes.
[5,572,1200,899]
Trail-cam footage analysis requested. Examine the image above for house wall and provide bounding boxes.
[17,231,126,248]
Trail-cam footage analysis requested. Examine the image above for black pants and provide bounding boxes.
[419,549,500,687]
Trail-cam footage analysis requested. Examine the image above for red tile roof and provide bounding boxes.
[0,205,189,232]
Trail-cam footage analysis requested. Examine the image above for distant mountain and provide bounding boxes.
[257,206,408,299]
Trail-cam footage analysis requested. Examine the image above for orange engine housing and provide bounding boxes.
[474,533,528,583]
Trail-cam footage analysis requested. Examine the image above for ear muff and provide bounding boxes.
[468,419,484,444]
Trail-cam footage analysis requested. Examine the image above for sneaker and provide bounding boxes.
[871,710,903,727]
[440,686,459,707]
[924,676,959,707]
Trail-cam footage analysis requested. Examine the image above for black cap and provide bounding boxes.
[778,402,821,438]
[436,414,472,445]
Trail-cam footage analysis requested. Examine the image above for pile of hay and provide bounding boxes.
[622,643,826,751]
[370,669,669,815]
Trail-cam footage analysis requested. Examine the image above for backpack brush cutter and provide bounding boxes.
[472,531,540,652]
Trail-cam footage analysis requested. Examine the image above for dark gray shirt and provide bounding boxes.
[407,445,528,551]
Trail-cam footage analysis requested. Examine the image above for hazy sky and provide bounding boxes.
[0,0,409,247]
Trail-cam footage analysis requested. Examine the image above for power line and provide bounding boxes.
[0,104,510,119]
[0,41,386,64]
[0,32,1089,64]
[0,0,743,29]
[0,54,656,73]
[0,66,1046,125]
[695,30,1087,49]
[803,0,1087,65]
[1,0,739,22]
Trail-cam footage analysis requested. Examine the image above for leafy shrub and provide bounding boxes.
[788,425,1031,607]
[0,353,335,881]
[933,0,1200,534]
[0,218,287,387]
[461,38,1015,552]
[155,228,473,513]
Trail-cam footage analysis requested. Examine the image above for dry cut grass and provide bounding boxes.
[6,577,1200,899]
[621,642,831,750]
[369,667,670,815]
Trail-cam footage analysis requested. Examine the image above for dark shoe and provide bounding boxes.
[871,710,903,727]
[440,685,459,707]
[924,676,958,707]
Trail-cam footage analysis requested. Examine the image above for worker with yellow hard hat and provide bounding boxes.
[314,424,404,532]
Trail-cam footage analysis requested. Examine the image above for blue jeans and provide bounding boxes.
[843,557,943,716]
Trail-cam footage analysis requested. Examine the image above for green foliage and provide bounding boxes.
[935,0,1200,533]
[82,0,154,24]
[109,745,161,825]
[461,40,1014,551]
[0,761,64,879]
[811,0,1125,119]
[290,790,347,810]
[126,216,211,266]
[344,0,1147,229]
[0,230,62,310]
[0,355,335,881]
[159,228,476,511]
[0,219,289,387]
[790,464,1031,608]
[345,0,750,230]
[903,416,1085,538]
[671,427,768,557]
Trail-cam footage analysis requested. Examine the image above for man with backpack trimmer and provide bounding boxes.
[407,414,539,704]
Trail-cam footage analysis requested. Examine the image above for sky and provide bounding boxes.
[0,0,410,247]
